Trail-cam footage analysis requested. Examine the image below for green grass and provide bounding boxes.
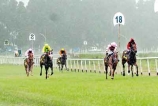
[0,65,158,106]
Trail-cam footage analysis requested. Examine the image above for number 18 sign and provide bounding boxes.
[154,0,158,13]
[113,12,125,26]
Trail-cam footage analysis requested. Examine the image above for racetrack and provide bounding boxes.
[0,65,158,106]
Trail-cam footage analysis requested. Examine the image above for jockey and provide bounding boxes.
[127,38,137,51]
[59,48,67,57]
[25,48,34,58]
[42,43,52,60]
[106,42,117,59]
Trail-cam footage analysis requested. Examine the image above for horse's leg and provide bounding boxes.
[105,64,108,79]
[61,64,63,70]
[65,61,67,70]
[109,57,114,79]
[24,60,27,74]
[45,66,48,79]
[30,62,33,76]
[109,64,114,79]
[128,64,130,74]
[26,65,29,77]
[40,63,43,76]
[25,66,27,74]
[51,62,53,75]
[58,64,60,70]
[30,64,33,76]
[113,64,117,78]
[122,60,126,76]
[134,63,139,76]
[131,65,134,77]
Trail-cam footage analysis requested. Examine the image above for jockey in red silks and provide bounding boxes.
[127,38,137,51]
[25,48,34,58]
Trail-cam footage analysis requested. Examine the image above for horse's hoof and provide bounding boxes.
[111,77,114,80]
[128,71,130,73]
[51,72,53,75]
[123,74,125,76]
[136,74,139,76]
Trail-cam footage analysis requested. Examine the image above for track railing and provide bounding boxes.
[0,56,158,76]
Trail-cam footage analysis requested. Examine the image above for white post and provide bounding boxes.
[77,60,79,71]
[155,59,158,75]
[98,60,101,73]
[93,61,96,72]
[89,61,91,72]
[147,59,150,76]
[85,60,87,72]
[139,59,143,75]
[81,60,83,72]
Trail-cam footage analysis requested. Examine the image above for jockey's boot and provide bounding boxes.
[106,55,110,61]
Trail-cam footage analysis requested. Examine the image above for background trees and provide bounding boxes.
[0,0,157,51]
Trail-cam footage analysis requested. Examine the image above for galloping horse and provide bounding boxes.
[40,50,53,79]
[24,53,34,76]
[56,54,67,71]
[122,44,138,77]
[104,51,119,79]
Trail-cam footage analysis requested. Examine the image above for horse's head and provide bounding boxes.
[112,52,119,64]
[61,54,67,64]
[28,53,33,59]
[131,44,137,54]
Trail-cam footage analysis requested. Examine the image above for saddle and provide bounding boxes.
[106,53,116,63]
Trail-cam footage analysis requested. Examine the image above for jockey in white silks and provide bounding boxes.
[25,48,34,58]
[106,42,117,57]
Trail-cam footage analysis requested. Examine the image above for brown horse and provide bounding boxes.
[104,51,119,79]
[122,44,138,77]
[24,53,34,76]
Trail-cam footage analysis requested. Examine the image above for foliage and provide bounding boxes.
[0,0,157,50]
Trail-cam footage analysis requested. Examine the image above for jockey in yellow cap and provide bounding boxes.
[59,48,66,57]
[42,44,53,61]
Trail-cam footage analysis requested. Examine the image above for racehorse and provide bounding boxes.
[24,53,34,76]
[56,54,67,71]
[40,50,53,79]
[104,51,119,79]
[122,44,138,77]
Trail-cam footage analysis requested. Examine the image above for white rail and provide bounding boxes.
[0,56,158,76]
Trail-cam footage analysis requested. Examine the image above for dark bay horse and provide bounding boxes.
[122,44,138,77]
[40,51,53,79]
[24,53,34,76]
[56,54,67,71]
[104,51,119,79]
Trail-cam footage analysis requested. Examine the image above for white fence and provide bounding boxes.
[0,56,158,76]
